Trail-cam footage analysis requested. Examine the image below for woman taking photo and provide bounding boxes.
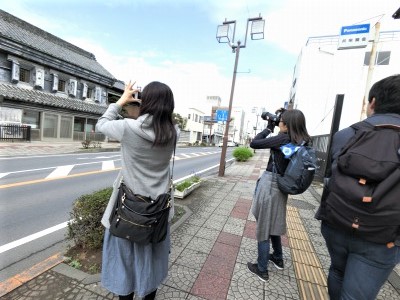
[96,81,178,300]
[247,109,311,282]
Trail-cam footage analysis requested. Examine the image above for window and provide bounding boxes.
[87,88,94,99]
[58,80,66,92]
[188,114,191,119]
[364,51,391,66]
[60,116,73,138]
[19,68,30,83]
[22,110,40,129]
[43,113,58,138]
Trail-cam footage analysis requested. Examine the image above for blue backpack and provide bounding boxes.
[276,142,317,195]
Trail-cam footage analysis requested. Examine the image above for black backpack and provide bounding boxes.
[324,121,400,245]
[276,142,317,195]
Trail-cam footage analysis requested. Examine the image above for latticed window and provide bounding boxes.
[87,88,93,99]
[19,68,30,83]
[58,80,66,92]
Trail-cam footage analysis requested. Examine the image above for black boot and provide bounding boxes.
[119,292,134,300]
[143,289,157,300]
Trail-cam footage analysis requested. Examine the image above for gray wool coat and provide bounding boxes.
[96,103,177,228]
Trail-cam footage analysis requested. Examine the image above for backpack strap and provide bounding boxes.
[351,120,400,131]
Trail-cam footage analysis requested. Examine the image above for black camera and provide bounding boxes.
[261,110,283,127]
[133,91,142,99]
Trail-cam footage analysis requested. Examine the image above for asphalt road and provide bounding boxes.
[0,147,234,281]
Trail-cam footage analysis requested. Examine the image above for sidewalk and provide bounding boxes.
[1,143,399,299]
[0,140,121,156]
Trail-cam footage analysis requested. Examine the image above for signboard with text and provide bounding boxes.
[216,110,228,122]
[338,23,370,50]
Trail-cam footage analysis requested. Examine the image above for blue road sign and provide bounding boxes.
[216,110,228,121]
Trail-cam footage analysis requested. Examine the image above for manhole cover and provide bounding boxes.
[288,198,315,210]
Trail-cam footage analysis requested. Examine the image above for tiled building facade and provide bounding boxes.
[0,10,122,141]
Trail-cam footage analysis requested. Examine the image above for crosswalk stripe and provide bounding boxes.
[0,173,9,179]
[46,165,74,179]
[180,154,191,158]
[102,160,115,170]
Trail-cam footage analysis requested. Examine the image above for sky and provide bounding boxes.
[1,0,399,120]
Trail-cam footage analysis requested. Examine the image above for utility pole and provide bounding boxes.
[360,22,380,120]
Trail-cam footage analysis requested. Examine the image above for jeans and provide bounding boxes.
[257,235,282,272]
[321,222,400,300]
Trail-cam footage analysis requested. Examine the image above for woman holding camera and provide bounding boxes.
[247,109,311,282]
[96,81,178,300]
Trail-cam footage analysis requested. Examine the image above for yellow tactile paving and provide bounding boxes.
[286,227,310,241]
[287,205,328,300]
[297,280,329,300]
[288,238,314,252]
[291,250,321,267]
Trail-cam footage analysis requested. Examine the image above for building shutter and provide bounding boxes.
[11,61,20,83]
[52,74,59,92]
[94,87,102,103]
[82,83,88,99]
[34,67,44,89]
[68,79,77,97]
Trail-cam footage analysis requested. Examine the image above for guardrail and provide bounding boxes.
[0,124,31,142]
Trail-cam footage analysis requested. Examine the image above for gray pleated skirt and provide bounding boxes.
[101,227,170,297]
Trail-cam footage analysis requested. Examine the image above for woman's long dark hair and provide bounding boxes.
[281,109,312,145]
[139,81,177,146]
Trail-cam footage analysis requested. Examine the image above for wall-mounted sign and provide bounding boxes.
[338,23,370,50]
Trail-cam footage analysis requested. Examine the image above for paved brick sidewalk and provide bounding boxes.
[1,147,399,299]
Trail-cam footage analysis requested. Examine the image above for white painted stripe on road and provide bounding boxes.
[102,160,115,170]
[190,153,201,157]
[46,165,74,179]
[2,160,120,176]
[0,173,9,179]
[180,154,191,158]
[0,221,69,254]
[0,158,235,253]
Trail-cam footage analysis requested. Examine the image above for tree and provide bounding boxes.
[172,113,187,130]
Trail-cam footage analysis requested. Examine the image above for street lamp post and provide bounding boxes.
[216,15,265,176]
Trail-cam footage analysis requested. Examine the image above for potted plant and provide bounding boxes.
[174,176,201,199]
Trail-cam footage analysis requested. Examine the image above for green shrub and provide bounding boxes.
[233,147,254,162]
[175,176,201,192]
[67,188,112,250]
[81,140,91,149]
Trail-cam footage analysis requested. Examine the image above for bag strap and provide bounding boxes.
[350,120,400,132]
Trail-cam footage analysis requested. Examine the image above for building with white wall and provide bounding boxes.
[180,107,205,144]
[289,30,400,136]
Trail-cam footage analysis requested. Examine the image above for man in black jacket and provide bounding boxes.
[316,74,400,300]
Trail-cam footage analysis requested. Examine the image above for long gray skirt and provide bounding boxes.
[101,227,170,297]
[251,171,288,241]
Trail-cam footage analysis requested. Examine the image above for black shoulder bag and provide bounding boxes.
[109,144,176,244]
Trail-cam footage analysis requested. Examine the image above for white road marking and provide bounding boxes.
[46,165,74,179]
[102,160,115,170]
[0,173,9,179]
[0,221,69,254]
[0,157,235,254]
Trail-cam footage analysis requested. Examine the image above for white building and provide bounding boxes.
[181,107,205,144]
[290,30,400,136]
[230,107,245,144]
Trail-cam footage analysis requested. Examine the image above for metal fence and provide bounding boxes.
[73,131,105,142]
[0,124,31,142]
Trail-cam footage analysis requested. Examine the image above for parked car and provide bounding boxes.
[218,141,237,147]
